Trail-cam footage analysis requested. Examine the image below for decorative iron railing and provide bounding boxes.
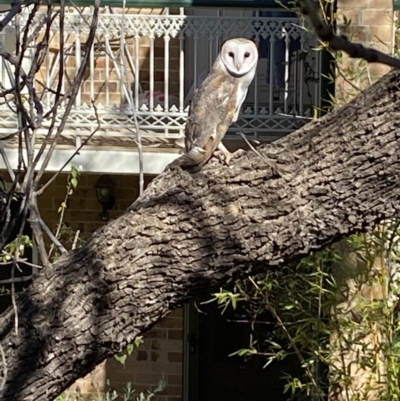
[0,7,322,146]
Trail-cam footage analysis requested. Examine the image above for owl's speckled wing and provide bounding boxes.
[184,70,239,169]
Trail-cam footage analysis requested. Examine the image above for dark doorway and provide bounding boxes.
[185,297,305,401]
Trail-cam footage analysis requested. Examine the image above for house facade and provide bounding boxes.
[0,0,396,400]
[335,0,394,105]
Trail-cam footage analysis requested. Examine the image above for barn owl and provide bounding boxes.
[183,38,259,170]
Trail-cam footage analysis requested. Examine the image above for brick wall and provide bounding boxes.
[35,8,182,108]
[103,308,183,401]
[0,170,183,401]
[37,172,148,236]
[68,309,183,401]
[335,0,394,104]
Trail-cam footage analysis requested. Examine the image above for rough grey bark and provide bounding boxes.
[1,68,400,401]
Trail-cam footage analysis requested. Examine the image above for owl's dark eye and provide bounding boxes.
[244,52,250,58]
[228,52,234,58]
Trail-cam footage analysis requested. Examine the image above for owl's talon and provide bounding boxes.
[213,149,233,165]
[212,150,228,165]
[214,146,246,166]
[224,152,234,165]
[233,148,247,158]
[225,149,246,165]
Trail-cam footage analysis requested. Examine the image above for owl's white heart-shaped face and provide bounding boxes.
[220,38,258,77]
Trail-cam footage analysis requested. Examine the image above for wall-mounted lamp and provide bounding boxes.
[94,175,116,222]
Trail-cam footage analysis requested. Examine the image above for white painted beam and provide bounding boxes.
[0,148,180,175]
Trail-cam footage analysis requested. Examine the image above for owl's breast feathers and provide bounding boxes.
[183,71,239,169]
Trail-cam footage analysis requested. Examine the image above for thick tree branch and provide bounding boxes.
[299,0,400,69]
[1,66,400,401]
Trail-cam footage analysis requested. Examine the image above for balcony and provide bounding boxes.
[0,6,322,150]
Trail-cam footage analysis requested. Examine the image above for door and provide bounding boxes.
[184,297,305,401]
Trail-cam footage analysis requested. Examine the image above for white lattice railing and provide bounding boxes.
[0,7,322,144]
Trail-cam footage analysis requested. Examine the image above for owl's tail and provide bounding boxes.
[186,146,207,164]
[181,146,210,172]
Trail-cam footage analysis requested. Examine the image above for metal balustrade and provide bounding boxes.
[0,7,322,147]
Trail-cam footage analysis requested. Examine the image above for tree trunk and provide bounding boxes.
[1,68,400,401]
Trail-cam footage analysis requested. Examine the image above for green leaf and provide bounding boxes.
[134,336,144,348]
[231,296,237,310]
[70,177,78,189]
[114,354,127,367]
[127,343,134,356]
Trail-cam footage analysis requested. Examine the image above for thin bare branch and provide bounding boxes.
[35,81,70,99]
[0,344,6,391]
[238,131,283,177]
[0,275,33,284]
[0,257,41,269]
[0,86,19,99]
[20,0,44,133]
[120,0,144,196]
[37,102,101,197]
[26,11,57,46]
[0,178,19,248]
[33,0,101,187]
[46,2,64,121]
[0,0,23,31]
[13,10,36,180]
[27,4,66,174]
[71,229,80,251]
[45,102,101,259]
[0,44,25,73]
[299,0,400,69]
[29,204,51,267]
[38,217,67,256]
[336,64,363,92]
[0,147,16,183]
[20,3,55,194]
[10,261,18,335]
